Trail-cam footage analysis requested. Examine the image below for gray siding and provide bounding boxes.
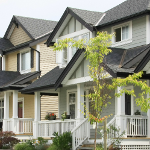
[100,16,146,49]
[70,58,90,80]
[60,17,85,37]
[59,85,76,117]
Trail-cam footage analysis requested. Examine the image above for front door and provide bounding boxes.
[18,102,23,118]
[125,94,131,115]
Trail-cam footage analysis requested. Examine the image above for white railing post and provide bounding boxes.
[3,92,10,131]
[72,132,75,150]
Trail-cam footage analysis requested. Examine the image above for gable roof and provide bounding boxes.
[47,7,103,46]
[97,0,150,27]
[4,15,58,40]
[69,8,104,25]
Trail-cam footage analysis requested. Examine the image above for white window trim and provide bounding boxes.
[18,97,24,118]
[56,29,92,68]
[0,97,4,122]
[111,21,132,47]
[20,49,31,74]
[66,89,77,119]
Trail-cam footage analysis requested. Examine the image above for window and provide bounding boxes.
[56,29,90,67]
[112,21,132,47]
[115,25,129,42]
[21,51,30,71]
[69,93,76,119]
[17,49,35,74]
[0,98,4,122]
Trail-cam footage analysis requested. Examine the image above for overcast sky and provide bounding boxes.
[0,0,126,37]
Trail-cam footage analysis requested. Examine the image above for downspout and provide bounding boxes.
[30,47,40,74]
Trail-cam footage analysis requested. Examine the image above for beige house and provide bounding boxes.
[0,15,58,138]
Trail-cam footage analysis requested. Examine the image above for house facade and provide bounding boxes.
[3,0,150,149]
[0,15,59,138]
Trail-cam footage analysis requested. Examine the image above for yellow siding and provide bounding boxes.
[31,50,36,72]
[5,51,17,71]
[9,93,34,118]
[10,26,31,46]
[39,41,58,120]
[40,41,57,76]
[5,48,36,72]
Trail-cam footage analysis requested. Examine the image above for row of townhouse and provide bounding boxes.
[1,0,150,149]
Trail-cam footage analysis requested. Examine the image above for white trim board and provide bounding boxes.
[64,76,92,86]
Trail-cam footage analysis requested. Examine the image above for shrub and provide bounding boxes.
[46,144,57,150]
[0,131,19,149]
[14,143,35,150]
[52,131,72,150]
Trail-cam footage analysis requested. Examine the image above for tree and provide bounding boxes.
[53,31,150,150]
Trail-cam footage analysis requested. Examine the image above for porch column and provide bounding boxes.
[12,90,18,133]
[147,80,150,137]
[116,86,125,116]
[76,83,84,125]
[3,91,9,131]
[33,92,40,139]
[115,86,126,137]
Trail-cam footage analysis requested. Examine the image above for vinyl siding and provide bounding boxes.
[100,16,146,49]
[9,26,31,46]
[5,47,36,72]
[5,51,18,71]
[39,41,58,120]
[60,17,84,36]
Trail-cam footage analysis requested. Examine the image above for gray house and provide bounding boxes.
[5,0,150,149]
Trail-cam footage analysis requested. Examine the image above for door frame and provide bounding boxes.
[67,89,77,119]
[18,98,24,118]
[125,86,134,115]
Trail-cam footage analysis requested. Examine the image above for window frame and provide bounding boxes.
[56,28,91,67]
[0,98,4,122]
[111,21,132,47]
[20,49,31,74]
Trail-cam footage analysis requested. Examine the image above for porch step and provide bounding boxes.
[78,147,93,150]
[77,144,94,150]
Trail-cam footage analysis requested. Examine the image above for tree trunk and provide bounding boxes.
[94,122,97,150]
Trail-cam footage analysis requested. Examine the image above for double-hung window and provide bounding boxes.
[0,98,4,122]
[56,29,90,67]
[21,51,30,71]
[112,21,132,47]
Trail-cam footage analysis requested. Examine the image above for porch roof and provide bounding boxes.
[0,38,14,51]
[0,71,40,91]
[20,66,64,94]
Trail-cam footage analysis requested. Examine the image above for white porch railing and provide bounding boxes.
[127,116,148,136]
[6,118,34,134]
[71,118,89,150]
[38,119,76,137]
[16,118,34,133]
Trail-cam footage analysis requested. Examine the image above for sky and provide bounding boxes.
[0,0,126,37]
